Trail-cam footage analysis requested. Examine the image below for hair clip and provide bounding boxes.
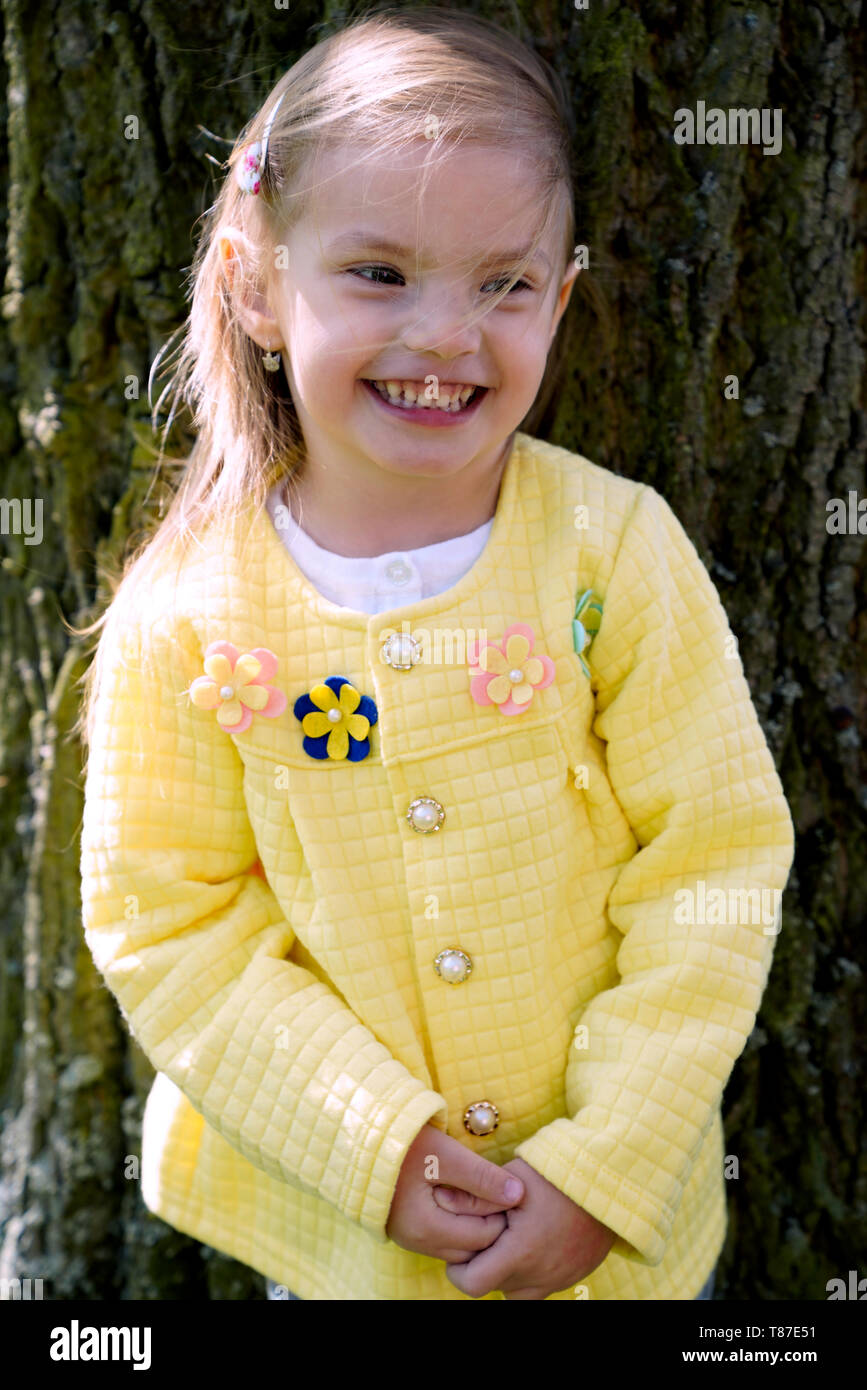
[236,89,287,195]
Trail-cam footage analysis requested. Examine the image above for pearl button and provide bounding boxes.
[381,631,421,670]
[509,668,524,683]
[385,559,412,585]
[220,685,235,699]
[327,708,342,723]
[434,948,472,983]
[406,797,445,833]
[463,1101,499,1136]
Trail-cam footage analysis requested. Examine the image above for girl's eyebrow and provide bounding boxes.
[325,230,551,269]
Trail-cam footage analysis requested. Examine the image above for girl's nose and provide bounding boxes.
[400,286,484,358]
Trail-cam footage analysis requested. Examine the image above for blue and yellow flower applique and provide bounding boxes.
[293,676,378,761]
[572,589,603,678]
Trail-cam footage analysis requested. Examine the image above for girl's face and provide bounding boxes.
[259,140,577,483]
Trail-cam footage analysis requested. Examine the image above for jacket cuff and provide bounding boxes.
[513,1120,670,1264]
[350,1088,449,1241]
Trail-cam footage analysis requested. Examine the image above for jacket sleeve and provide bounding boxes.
[79,602,447,1242]
[513,483,795,1264]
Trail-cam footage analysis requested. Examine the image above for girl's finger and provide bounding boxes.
[437,1147,524,1208]
[432,1184,507,1217]
[428,1207,508,1251]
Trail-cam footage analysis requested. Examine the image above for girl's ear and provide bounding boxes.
[219,230,284,351]
[548,260,580,345]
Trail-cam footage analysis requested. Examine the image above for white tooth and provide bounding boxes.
[370,377,477,409]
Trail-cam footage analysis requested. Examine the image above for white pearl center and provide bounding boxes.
[220,685,235,700]
[327,708,342,723]
[469,1105,496,1133]
[384,633,417,668]
[411,802,438,829]
[439,951,468,982]
[509,668,524,683]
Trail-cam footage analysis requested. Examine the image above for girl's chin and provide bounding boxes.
[356,444,476,477]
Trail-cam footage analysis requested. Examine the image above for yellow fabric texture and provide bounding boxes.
[79,432,795,1299]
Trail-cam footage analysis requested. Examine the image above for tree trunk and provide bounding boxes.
[1,0,863,1299]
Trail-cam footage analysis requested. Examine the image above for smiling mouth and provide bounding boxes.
[362,378,486,411]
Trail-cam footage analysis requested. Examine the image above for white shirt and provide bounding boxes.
[265,482,494,615]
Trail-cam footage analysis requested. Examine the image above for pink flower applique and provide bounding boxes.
[468,623,555,716]
[188,641,287,732]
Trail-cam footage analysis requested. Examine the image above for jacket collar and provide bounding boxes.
[238,431,528,633]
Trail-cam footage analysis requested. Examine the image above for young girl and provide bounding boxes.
[77,6,794,1301]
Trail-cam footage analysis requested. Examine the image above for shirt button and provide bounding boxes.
[406,797,445,833]
[434,948,473,983]
[384,558,413,586]
[381,632,421,670]
[463,1101,499,1136]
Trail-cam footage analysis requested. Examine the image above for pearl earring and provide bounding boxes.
[262,339,282,372]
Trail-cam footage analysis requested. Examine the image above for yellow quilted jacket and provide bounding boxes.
[79,431,794,1300]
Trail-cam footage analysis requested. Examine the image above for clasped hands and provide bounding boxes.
[385,1122,616,1300]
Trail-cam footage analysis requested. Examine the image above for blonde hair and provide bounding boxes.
[71,3,581,756]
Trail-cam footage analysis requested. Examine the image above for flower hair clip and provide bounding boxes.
[235,89,287,195]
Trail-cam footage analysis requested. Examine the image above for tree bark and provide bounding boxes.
[1,0,863,1299]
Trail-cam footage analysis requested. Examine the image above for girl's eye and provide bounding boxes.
[349,266,404,285]
[481,276,532,295]
[348,266,531,294]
